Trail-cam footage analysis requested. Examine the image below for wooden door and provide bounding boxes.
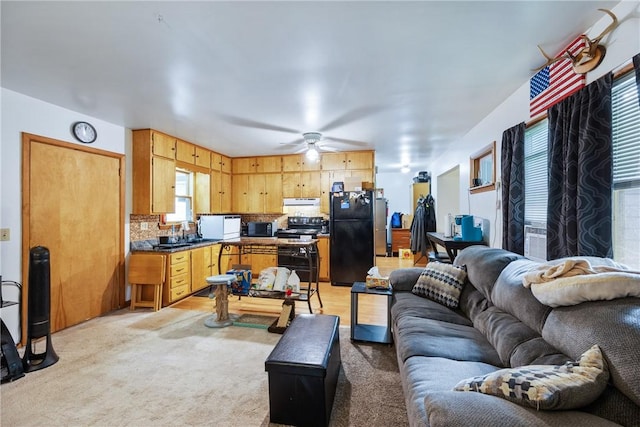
[346,151,373,170]
[232,174,249,212]
[194,172,211,214]
[211,152,222,172]
[301,171,320,198]
[282,155,302,172]
[232,158,255,174]
[257,156,282,173]
[282,172,301,198]
[321,153,346,170]
[264,174,283,213]
[152,156,176,213]
[194,146,210,168]
[22,134,124,340]
[151,131,176,158]
[220,173,232,212]
[175,139,195,163]
[247,174,266,213]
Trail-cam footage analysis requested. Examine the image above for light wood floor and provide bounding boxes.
[173,256,417,326]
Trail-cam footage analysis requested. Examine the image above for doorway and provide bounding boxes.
[436,166,460,233]
[21,133,125,343]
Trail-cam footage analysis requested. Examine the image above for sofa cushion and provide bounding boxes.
[400,356,498,427]
[411,262,467,308]
[389,267,424,292]
[391,292,472,329]
[542,298,640,407]
[424,391,621,427]
[453,345,609,410]
[492,259,552,334]
[394,315,502,366]
[454,246,524,302]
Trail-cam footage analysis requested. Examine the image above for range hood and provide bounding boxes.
[283,198,320,207]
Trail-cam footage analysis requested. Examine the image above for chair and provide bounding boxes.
[128,254,166,311]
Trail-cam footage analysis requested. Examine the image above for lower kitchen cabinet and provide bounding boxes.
[391,228,411,256]
[165,251,191,305]
[318,236,330,281]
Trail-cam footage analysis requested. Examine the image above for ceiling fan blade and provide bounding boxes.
[276,138,305,151]
[217,114,300,134]
[323,136,370,147]
[318,105,386,132]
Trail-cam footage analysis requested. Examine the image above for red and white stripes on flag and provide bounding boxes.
[529,36,586,117]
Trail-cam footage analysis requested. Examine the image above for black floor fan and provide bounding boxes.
[22,246,58,372]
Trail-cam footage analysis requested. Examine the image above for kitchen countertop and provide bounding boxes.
[130,236,325,254]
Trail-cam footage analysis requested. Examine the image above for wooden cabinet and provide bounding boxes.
[190,246,211,293]
[176,139,195,164]
[233,156,281,173]
[232,174,249,213]
[194,171,211,214]
[233,173,282,213]
[321,151,373,171]
[391,229,411,256]
[194,146,210,168]
[282,154,320,172]
[211,170,232,213]
[321,152,346,170]
[132,129,176,214]
[211,152,232,173]
[164,251,191,304]
[318,236,330,281]
[282,171,320,198]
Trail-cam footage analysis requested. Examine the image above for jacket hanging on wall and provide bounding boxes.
[410,194,436,257]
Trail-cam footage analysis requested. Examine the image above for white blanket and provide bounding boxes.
[522,258,640,307]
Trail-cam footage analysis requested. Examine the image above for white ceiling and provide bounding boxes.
[1,1,619,173]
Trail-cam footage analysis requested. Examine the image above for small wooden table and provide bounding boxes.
[426,232,487,262]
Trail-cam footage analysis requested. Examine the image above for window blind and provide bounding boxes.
[612,72,640,187]
[524,119,548,224]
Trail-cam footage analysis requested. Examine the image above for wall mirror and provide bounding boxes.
[469,141,496,194]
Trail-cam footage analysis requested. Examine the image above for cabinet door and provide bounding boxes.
[152,131,176,158]
[190,247,208,292]
[346,152,373,170]
[176,139,196,163]
[220,155,232,174]
[152,156,176,213]
[220,173,232,212]
[210,244,222,275]
[211,170,221,213]
[195,146,211,168]
[257,156,281,173]
[264,173,283,213]
[320,171,332,214]
[282,172,301,198]
[233,174,250,213]
[247,174,266,213]
[321,153,346,170]
[251,253,277,278]
[282,155,301,172]
[300,171,320,198]
[301,155,321,171]
[211,152,222,172]
[318,236,330,281]
[194,172,211,214]
[232,158,255,174]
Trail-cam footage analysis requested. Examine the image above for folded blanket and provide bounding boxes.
[523,258,633,286]
[522,258,640,307]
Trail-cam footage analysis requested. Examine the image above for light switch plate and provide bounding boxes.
[0,228,9,241]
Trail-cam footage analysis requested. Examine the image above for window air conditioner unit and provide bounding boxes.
[524,225,547,262]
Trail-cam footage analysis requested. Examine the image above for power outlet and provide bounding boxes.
[0,228,9,241]
[140,222,149,231]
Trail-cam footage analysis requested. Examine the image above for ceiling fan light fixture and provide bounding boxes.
[302,131,322,144]
[306,144,319,161]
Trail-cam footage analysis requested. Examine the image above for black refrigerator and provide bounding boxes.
[330,190,375,286]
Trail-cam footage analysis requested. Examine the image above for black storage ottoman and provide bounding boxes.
[265,314,341,427]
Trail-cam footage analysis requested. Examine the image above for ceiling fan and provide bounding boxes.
[216,105,386,153]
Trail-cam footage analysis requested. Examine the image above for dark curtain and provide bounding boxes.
[547,73,613,259]
[634,53,640,107]
[501,122,525,254]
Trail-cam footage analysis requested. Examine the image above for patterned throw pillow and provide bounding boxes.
[453,345,609,410]
[411,262,467,308]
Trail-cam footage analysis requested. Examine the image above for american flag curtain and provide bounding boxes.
[530,36,586,117]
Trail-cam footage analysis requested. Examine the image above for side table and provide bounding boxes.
[350,282,393,344]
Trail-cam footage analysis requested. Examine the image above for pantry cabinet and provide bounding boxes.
[132,129,177,214]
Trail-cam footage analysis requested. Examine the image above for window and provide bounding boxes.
[524,119,548,227]
[521,69,640,269]
[469,141,496,194]
[612,72,640,269]
[165,169,193,223]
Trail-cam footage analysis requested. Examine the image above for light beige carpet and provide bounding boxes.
[1,308,407,427]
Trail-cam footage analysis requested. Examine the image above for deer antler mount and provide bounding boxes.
[534,9,618,75]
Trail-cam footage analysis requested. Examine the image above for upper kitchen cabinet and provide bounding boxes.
[321,151,373,170]
[282,154,321,172]
[132,129,176,214]
[175,140,211,168]
[233,156,282,174]
[210,152,231,173]
[210,170,232,213]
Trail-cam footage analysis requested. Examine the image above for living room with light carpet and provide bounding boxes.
[1,304,407,426]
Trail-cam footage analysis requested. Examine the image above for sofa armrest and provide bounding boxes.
[389,267,424,292]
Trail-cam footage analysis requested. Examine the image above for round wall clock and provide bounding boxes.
[72,121,97,143]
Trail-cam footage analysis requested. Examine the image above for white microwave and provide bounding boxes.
[199,215,241,240]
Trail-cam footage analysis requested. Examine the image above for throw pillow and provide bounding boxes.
[453,345,609,410]
[411,261,467,308]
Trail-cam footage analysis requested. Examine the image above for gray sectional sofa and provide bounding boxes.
[389,246,640,427]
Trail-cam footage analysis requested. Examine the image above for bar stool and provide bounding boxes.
[204,274,239,328]
[129,254,166,311]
